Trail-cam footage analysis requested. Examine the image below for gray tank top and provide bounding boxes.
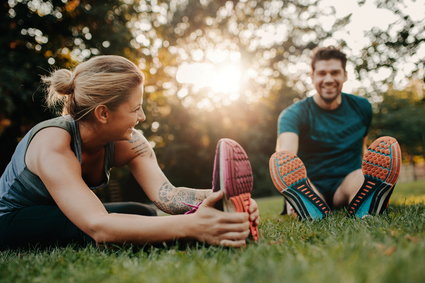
[0,116,114,216]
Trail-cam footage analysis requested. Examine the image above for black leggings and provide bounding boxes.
[0,202,157,249]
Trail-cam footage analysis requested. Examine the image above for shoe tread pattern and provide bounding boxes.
[213,138,259,240]
[348,136,401,216]
[269,151,330,219]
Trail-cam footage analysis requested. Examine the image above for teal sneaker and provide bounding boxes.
[269,151,330,220]
[348,136,401,218]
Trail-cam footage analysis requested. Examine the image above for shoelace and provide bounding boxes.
[183,201,203,214]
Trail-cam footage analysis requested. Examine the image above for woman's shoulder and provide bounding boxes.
[27,116,74,151]
[25,123,76,176]
[113,129,154,166]
[31,126,73,154]
[31,115,74,135]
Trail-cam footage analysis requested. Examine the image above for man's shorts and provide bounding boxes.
[312,177,345,208]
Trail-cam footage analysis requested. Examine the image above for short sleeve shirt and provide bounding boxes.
[277,93,372,184]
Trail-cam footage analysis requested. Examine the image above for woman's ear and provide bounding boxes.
[93,105,109,123]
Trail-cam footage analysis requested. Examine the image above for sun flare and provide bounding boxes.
[176,61,243,105]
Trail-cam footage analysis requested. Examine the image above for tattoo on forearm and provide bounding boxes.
[153,181,207,214]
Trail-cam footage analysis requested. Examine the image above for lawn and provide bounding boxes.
[1,181,424,283]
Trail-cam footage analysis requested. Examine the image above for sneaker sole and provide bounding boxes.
[269,151,330,220]
[212,138,259,240]
[348,136,401,217]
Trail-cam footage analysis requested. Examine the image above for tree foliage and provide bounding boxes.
[0,0,142,171]
[371,80,425,160]
[1,0,423,199]
[355,0,425,86]
[130,0,341,195]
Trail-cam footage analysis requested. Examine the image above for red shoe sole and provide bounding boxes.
[213,138,259,240]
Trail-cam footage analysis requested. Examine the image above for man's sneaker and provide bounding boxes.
[212,138,259,241]
[348,136,401,218]
[269,151,330,220]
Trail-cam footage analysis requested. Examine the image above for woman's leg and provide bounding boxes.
[0,202,157,249]
[103,202,157,216]
[0,205,92,249]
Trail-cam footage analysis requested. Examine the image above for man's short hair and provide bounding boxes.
[311,46,347,71]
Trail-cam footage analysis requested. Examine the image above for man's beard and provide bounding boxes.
[319,91,340,104]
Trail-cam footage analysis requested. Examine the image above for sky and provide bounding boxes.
[176,0,425,106]
[310,0,425,93]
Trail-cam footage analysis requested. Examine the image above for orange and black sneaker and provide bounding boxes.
[212,138,259,241]
[348,136,401,218]
[269,151,330,220]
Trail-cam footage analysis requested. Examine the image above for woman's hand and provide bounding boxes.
[189,191,250,247]
[249,198,260,227]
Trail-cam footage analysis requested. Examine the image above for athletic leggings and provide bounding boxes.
[0,202,157,249]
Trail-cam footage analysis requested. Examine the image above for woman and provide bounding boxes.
[0,55,259,248]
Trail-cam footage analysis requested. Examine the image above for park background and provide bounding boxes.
[1,0,424,202]
[1,1,425,283]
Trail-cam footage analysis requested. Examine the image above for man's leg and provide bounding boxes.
[332,169,364,208]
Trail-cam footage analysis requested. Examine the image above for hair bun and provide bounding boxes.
[51,69,74,96]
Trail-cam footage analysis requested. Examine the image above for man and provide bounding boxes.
[269,46,401,219]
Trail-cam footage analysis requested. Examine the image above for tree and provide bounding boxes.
[0,0,142,172]
[372,80,425,164]
[128,0,347,195]
[354,0,424,88]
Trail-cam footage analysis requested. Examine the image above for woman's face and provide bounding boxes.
[108,84,146,141]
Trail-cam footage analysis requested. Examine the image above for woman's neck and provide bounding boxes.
[77,120,109,154]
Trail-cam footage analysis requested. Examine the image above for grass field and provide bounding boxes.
[1,181,424,283]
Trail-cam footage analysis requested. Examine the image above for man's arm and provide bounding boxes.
[362,136,368,155]
[276,132,299,154]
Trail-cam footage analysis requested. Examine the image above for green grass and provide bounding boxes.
[1,181,424,283]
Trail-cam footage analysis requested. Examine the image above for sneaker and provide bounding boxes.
[212,138,259,241]
[348,136,401,217]
[269,151,330,220]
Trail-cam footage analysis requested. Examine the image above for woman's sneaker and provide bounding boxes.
[269,151,330,220]
[348,136,401,218]
[212,138,259,241]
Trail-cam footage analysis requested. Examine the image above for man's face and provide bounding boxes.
[311,59,347,104]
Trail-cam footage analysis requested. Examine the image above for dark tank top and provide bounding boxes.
[0,116,114,216]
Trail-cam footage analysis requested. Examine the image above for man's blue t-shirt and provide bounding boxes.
[277,93,372,198]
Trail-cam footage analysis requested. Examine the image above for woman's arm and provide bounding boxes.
[117,130,259,225]
[151,180,210,215]
[26,128,249,246]
[115,130,210,214]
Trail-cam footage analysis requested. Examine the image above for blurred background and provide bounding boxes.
[1,0,424,202]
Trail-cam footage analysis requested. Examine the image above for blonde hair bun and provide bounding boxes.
[42,56,144,120]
